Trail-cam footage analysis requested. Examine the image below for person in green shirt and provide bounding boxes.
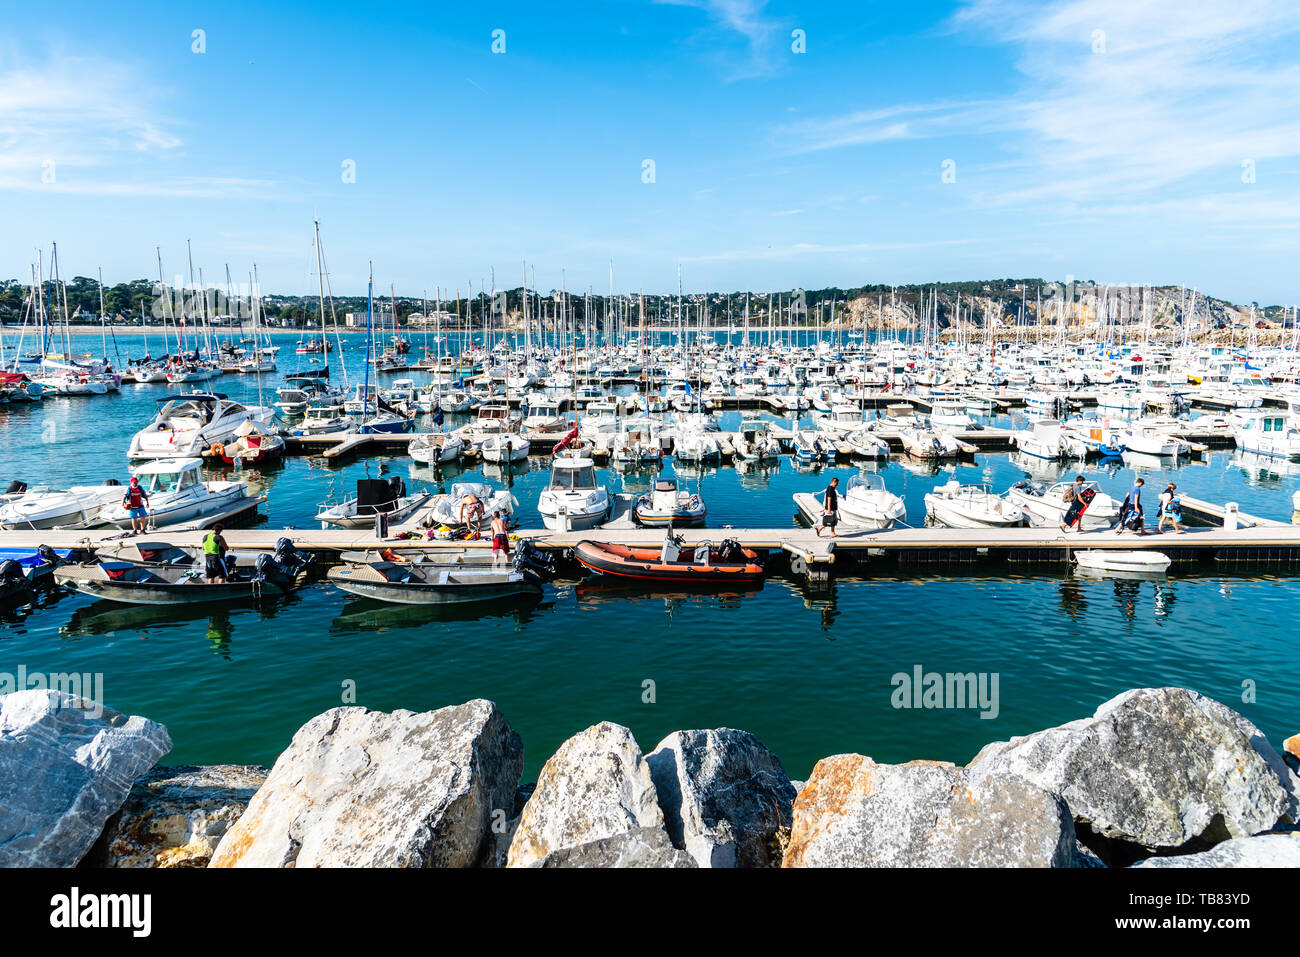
[203,524,229,584]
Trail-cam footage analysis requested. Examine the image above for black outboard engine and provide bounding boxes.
[0,559,28,596]
[254,552,297,589]
[36,544,59,568]
[104,478,120,486]
[389,475,406,500]
[272,537,313,576]
[6,480,27,496]
[513,540,556,579]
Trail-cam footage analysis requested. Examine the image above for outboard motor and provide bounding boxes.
[660,529,683,564]
[255,552,295,589]
[36,544,59,568]
[6,480,27,496]
[389,475,406,500]
[104,478,121,486]
[0,560,28,596]
[513,540,556,577]
[272,537,312,575]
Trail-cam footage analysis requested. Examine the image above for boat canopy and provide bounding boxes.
[156,393,229,403]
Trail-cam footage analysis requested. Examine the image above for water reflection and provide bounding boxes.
[329,593,544,633]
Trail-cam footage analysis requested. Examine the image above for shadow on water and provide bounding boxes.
[329,593,546,633]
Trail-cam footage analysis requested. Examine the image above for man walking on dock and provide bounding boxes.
[819,477,840,538]
[1059,475,1092,532]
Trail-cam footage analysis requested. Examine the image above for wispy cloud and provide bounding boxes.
[653,0,790,80]
[771,0,1300,220]
[0,52,279,198]
[682,238,979,263]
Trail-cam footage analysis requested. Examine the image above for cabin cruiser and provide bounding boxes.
[1012,417,1070,460]
[674,427,723,464]
[812,404,866,435]
[287,404,355,437]
[632,479,707,527]
[101,458,259,529]
[611,417,664,467]
[835,473,907,529]
[1119,425,1184,458]
[927,398,975,428]
[439,390,477,414]
[208,422,285,465]
[537,455,610,531]
[1006,479,1119,529]
[1230,409,1300,460]
[127,392,276,460]
[0,482,123,530]
[924,481,1024,529]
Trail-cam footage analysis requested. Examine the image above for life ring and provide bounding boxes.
[209,443,226,458]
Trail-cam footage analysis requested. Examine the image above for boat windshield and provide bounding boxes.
[551,465,596,490]
[139,470,193,494]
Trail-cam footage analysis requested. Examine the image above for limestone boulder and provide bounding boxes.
[646,728,796,867]
[0,690,171,867]
[210,699,522,867]
[507,722,662,868]
[783,755,1077,867]
[967,688,1300,861]
[535,827,697,868]
[1132,832,1300,868]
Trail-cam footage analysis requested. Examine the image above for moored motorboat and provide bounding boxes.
[835,472,907,529]
[325,545,549,604]
[632,479,707,528]
[1074,550,1172,575]
[537,454,610,531]
[100,459,260,530]
[924,480,1024,528]
[315,477,430,529]
[54,540,311,605]
[0,482,123,530]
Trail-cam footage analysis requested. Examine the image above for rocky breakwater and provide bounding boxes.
[1,686,1296,868]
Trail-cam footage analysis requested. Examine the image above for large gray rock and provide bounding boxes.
[88,765,267,868]
[507,722,663,868]
[0,690,171,867]
[210,699,522,867]
[783,755,1078,868]
[535,827,698,868]
[1132,832,1300,868]
[967,688,1300,861]
[646,728,796,867]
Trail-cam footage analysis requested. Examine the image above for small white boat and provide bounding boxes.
[924,481,1024,529]
[836,473,907,530]
[844,426,889,459]
[1006,479,1120,529]
[899,426,960,459]
[408,432,465,465]
[316,477,430,529]
[479,432,530,464]
[0,483,124,530]
[1074,550,1171,574]
[632,479,707,527]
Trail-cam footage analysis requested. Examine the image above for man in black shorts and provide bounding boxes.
[202,523,230,584]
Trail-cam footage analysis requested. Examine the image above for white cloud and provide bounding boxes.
[773,0,1300,219]
[653,0,789,79]
[0,52,277,198]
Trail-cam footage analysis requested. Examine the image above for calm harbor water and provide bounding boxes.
[2,332,1298,778]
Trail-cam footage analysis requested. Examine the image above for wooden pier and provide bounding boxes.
[6,504,1299,590]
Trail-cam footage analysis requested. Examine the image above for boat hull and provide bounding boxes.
[575,541,765,584]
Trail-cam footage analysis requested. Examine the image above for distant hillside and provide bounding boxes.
[0,276,1288,336]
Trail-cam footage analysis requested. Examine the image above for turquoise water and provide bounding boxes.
[2,332,1298,778]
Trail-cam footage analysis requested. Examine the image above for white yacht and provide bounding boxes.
[1006,479,1119,530]
[102,459,257,529]
[127,392,276,461]
[0,483,124,530]
[1231,409,1300,460]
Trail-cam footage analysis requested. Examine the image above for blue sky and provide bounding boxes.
[3,0,1299,302]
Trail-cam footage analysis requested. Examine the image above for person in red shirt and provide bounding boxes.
[122,477,150,535]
